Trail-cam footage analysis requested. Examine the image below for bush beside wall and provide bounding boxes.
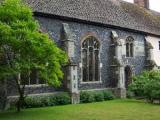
[103,91,115,100]
[9,90,115,109]
[24,92,71,108]
[94,91,104,102]
[80,91,95,103]
[129,70,160,104]
[80,90,115,103]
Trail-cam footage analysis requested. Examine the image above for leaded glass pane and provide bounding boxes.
[126,43,129,57]
[130,43,133,57]
[95,50,99,81]
[82,40,88,48]
[82,49,88,81]
[126,36,134,57]
[89,47,93,81]
[89,38,94,46]
[82,36,100,82]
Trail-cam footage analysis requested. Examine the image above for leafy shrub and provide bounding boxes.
[103,91,115,100]
[94,91,104,102]
[80,91,95,103]
[25,96,42,108]
[129,71,150,97]
[144,75,160,101]
[24,92,71,108]
[40,96,53,106]
[80,90,114,103]
[54,93,71,105]
[129,70,160,103]
[126,90,134,99]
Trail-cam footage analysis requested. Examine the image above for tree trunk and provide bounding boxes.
[0,79,7,111]
[15,74,25,112]
[17,92,25,112]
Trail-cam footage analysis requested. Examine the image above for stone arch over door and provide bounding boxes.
[124,66,132,89]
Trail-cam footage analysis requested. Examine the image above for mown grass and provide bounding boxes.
[0,99,160,120]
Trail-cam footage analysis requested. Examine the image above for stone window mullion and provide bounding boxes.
[95,49,99,81]
[93,48,95,81]
[82,36,100,82]
[126,36,134,57]
[129,43,131,57]
[87,41,90,81]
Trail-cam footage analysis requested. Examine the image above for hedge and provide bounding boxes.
[24,92,71,108]
[80,90,115,103]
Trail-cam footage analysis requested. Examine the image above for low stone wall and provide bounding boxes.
[80,87,126,98]
[7,91,66,110]
[7,84,61,96]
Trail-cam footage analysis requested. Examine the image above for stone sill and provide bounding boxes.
[80,81,102,84]
[24,84,48,88]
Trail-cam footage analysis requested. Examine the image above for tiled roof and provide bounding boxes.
[25,0,160,36]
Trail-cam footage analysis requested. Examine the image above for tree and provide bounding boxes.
[0,0,67,111]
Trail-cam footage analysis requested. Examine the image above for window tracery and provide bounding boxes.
[82,36,100,82]
[126,36,134,57]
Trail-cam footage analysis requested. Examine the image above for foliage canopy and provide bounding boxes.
[0,0,67,86]
[0,0,67,111]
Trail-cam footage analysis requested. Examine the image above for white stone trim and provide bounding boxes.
[24,84,48,88]
[80,81,102,84]
[80,88,110,92]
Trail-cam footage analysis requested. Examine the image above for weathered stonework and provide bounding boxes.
[1,0,160,110]
[2,16,146,103]
[60,23,79,103]
[34,16,146,97]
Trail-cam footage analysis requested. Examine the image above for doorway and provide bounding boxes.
[125,66,132,89]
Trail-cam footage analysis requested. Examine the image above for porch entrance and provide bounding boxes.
[124,66,132,89]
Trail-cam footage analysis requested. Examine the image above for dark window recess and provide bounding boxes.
[159,41,160,50]
[21,69,45,85]
[30,70,37,84]
[126,36,134,57]
[82,36,100,82]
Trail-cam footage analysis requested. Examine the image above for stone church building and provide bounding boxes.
[1,0,160,105]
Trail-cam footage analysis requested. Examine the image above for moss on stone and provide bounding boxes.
[121,2,160,26]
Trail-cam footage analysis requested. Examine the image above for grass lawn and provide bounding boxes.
[0,99,160,120]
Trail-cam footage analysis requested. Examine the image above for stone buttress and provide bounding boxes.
[110,31,126,98]
[60,23,79,104]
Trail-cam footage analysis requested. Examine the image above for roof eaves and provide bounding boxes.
[34,11,160,38]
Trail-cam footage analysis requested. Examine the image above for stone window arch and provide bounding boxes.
[81,36,100,82]
[126,36,134,57]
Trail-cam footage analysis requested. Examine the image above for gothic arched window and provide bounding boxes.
[126,36,134,57]
[82,36,100,82]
